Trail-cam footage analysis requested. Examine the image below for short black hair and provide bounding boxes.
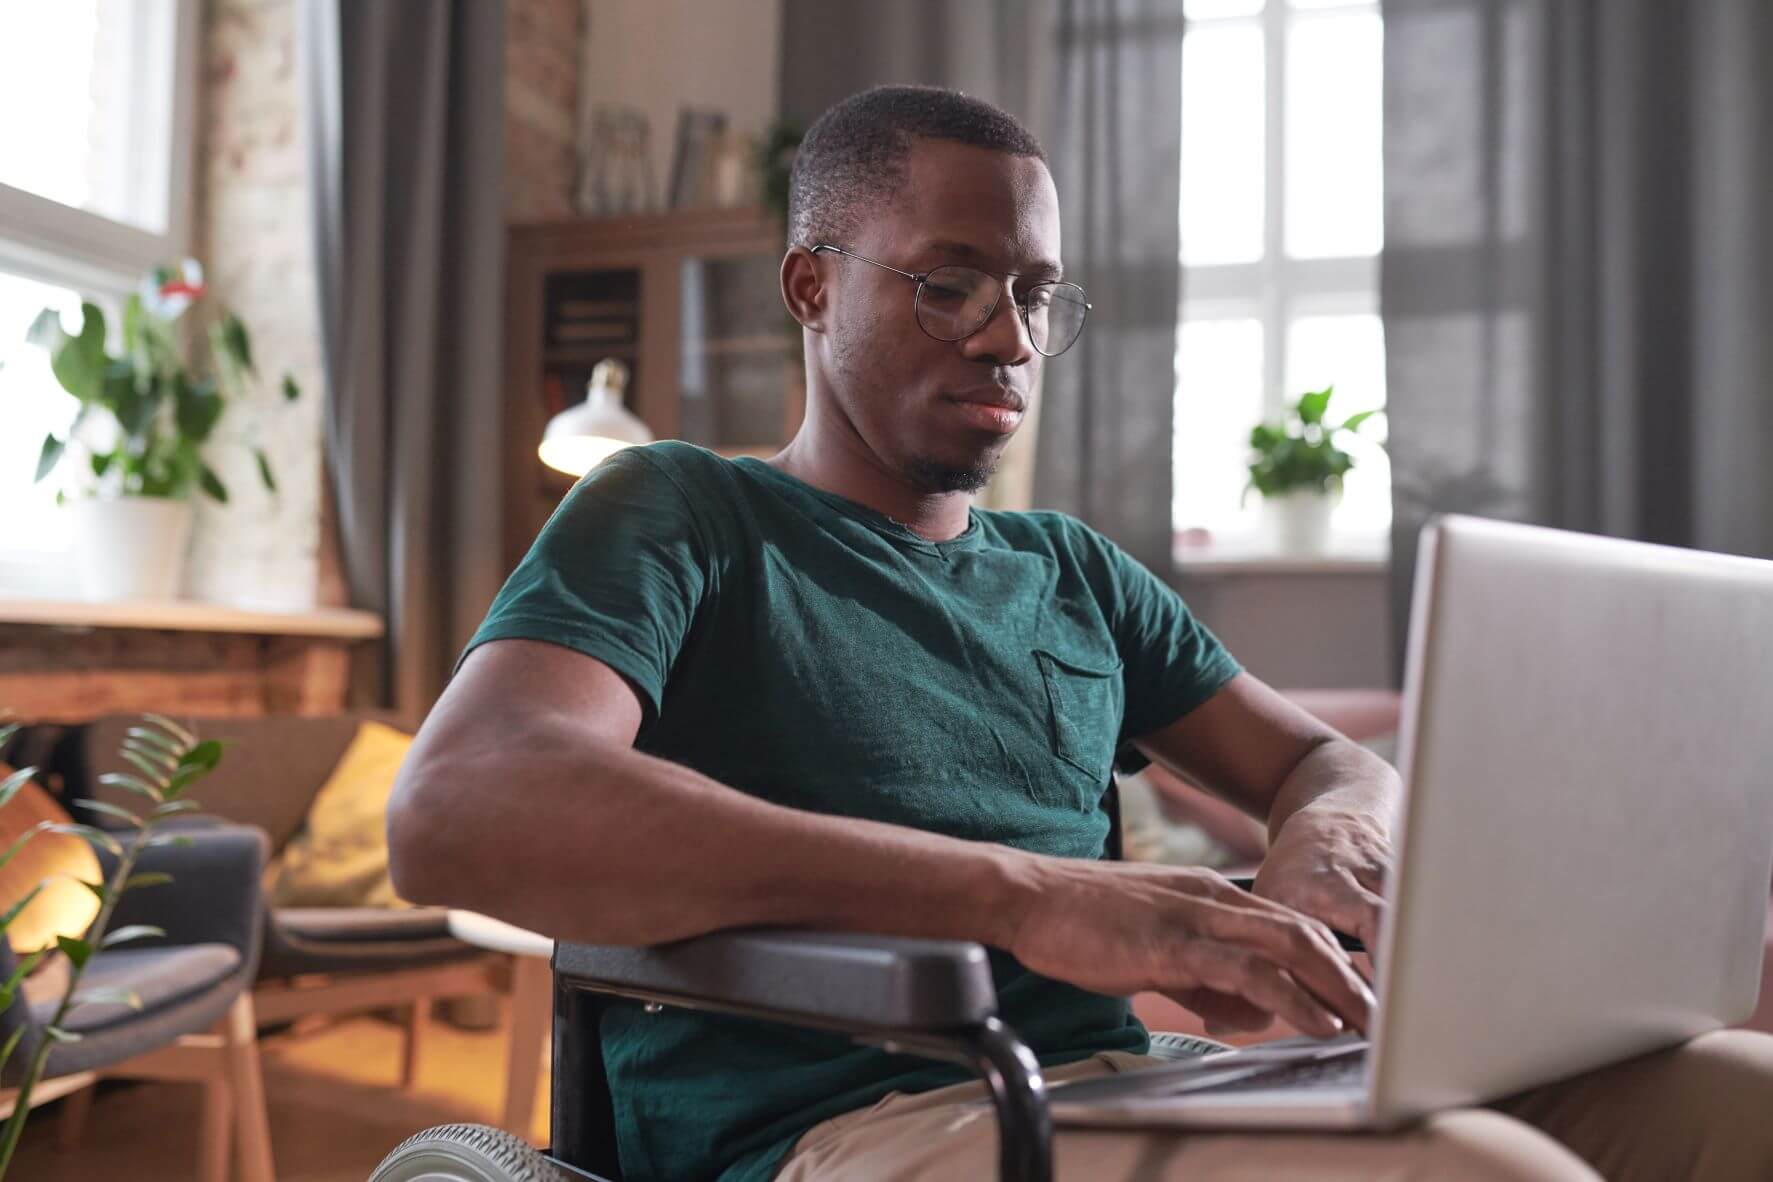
[787,85,1047,248]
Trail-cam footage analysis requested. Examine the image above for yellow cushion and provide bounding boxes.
[270,721,414,909]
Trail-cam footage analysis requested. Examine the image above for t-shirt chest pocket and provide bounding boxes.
[1033,647,1125,794]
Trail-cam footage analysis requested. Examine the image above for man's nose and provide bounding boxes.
[960,287,1036,367]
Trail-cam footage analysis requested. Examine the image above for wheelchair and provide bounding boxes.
[371,788,1239,1182]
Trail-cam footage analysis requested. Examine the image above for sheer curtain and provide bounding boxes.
[1382,0,1773,678]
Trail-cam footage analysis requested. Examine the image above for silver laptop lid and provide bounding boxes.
[1369,515,1773,1121]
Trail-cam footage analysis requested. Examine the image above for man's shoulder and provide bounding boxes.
[978,507,1111,559]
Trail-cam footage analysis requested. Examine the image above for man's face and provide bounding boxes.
[818,138,1063,493]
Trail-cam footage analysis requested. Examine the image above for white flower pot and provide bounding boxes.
[70,496,194,601]
[1263,490,1336,554]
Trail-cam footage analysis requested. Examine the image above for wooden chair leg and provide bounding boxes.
[401,996,432,1089]
[54,1081,94,1151]
[502,955,552,1138]
[222,991,276,1182]
[196,1075,233,1182]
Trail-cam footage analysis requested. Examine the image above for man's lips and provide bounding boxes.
[944,388,1026,434]
[947,387,1027,413]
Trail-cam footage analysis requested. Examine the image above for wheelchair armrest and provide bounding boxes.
[553,927,999,1032]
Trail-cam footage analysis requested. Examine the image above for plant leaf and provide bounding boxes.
[198,462,229,504]
[177,739,225,776]
[0,721,15,749]
[0,823,46,874]
[98,772,166,804]
[80,799,144,829]
[75,878,111,905]
[49,302,111,402]
[141,713,196,747]
[149,800,200,819]
[45,822,123,856]
[1296,386,1333,426]
[124,726,183,757]
[0,765,37,811]
[281,374,299,402]
[0,884,45,936]
[121,747,173,788]
[0,951,46,1016]
[34,434,65,482]
[123,871,174,891]
[44,1025,84,1044]
[57,934,95,970]
[122,737,179,774]
[73,986,142,1011]
[255,447,277,493]
[147,833,194,849]
[0,1024,25,1077]
[101,924,165,949]
[1338,409,1380,433]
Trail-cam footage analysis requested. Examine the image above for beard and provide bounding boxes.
[904,454,997,494]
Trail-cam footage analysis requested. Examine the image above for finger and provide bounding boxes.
[1199,905,1373,1034]
[1171,987,1271,1034]
[1183,942,1345,1040]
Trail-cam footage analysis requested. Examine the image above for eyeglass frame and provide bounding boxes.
[807,243,1091,358]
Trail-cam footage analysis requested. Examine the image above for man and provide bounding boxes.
[389,87,1773,1181]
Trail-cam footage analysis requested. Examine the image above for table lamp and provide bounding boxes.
[538,358,653,477]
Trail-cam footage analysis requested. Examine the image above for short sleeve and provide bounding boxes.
[456,448,708,724]
[1084,530,1244,769]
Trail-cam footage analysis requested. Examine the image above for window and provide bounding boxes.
[0,0,197,595]
[1173,0,1389,554]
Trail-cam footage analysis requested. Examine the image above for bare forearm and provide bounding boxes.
[1265,738,1400,844]
[388,722,1032,949]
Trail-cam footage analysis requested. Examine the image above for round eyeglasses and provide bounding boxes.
[810,244,1090,358]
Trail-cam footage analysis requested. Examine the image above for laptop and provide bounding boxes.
[1048,513,1773,1130]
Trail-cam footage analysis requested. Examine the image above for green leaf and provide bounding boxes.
[122,737,178,775]
[122,291,143,356]
[175,376,224,442]
[97,772,166,804]
[45,822,123,856]
[177,739,225,776]
[0,765,37,811]
[198,462,229,504]
[101,924,164,949]
[255,447,277,493]
[0,951,46,1015]
[57,934,94,970]
[123,871,174,891]
[120,747,173,787]
[49,302,112,402]
[1296,386,1333,426]
[25,306,64,349]
[0,721,15,749]
[147,833,194,849]
[124,725,182,757]
[141,713,196,747]
[0,884,45,936]
[0,1024,25,1076]
[44,1025,84,1044]
[0,823,45,874]
[35,433,66,482]
[80,799,144,829]
[149,800,200,820]
[217,313,254,375]
[281,374,299,402]
[73,986,142,1011]
[1338,409,1380,434]
[75,878,111,905]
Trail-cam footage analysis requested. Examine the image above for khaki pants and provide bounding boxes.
[775,1031,1773,1181]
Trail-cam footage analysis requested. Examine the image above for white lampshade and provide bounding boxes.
[538,360,653,477]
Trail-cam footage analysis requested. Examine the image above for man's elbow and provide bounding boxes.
[386,759,464,907]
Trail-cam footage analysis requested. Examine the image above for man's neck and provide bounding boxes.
[768,432,973,542]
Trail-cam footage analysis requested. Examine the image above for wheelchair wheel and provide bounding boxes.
[370,1123,572,1181]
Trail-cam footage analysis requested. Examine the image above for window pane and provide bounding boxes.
[1285,313,1390,532]
[0,272,83,556]
[1174,318,1264,535]
[0,0,175,232]
[1186,0,1264,17]
[1180,24,1265,265]
[1284,10,1383,258]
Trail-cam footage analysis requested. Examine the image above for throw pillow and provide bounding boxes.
[269,721,415,909]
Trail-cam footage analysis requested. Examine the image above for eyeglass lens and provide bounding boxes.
[915,266,1087,356]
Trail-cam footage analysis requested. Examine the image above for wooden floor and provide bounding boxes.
[11,1011,550,1181]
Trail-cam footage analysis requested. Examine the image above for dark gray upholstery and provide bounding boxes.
[0,824,266,1083]
[276,907,453,942]
[41,944,241,1032]
[261,906,475,978]
[554,930,998,1032]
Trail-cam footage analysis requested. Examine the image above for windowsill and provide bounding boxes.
[0,597,384,640]
[1173,532,1390,576]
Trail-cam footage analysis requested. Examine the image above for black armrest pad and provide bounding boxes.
[553,929,998,1031]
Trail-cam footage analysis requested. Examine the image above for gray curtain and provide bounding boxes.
[304,1,508,719]
[1382,0,1773,681]
[780,0,1185,575]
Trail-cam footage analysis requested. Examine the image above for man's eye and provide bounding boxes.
[923,283,969,305]
[1022,291,1055,311]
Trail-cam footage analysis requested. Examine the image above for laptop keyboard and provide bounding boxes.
[1045,1036,1370,1106]
[1195,1044,1368,1094]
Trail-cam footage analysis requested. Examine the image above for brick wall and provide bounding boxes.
[188,0,582,609]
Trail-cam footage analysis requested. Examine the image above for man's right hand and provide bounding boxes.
[999,860,1375,1039]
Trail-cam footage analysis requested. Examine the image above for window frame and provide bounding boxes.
[1175,0,1387,556]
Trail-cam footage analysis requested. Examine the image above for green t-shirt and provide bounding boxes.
[461,441,1243,1181]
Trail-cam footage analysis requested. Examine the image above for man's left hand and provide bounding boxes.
[1253,806,1391,971]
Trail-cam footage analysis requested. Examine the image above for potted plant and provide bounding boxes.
[25,260,299,600]
[1242,385,1383,554]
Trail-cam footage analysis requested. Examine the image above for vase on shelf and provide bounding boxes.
[1262,489,1336,555]
[68,496,193,601]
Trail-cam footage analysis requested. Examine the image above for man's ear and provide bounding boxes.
[780,246,827,332]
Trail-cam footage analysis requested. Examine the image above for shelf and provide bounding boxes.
[695,334,794,357]
[0,598,385,639]
[544,344,638,366]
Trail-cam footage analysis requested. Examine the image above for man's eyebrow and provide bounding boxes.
[922,239,1064,281]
